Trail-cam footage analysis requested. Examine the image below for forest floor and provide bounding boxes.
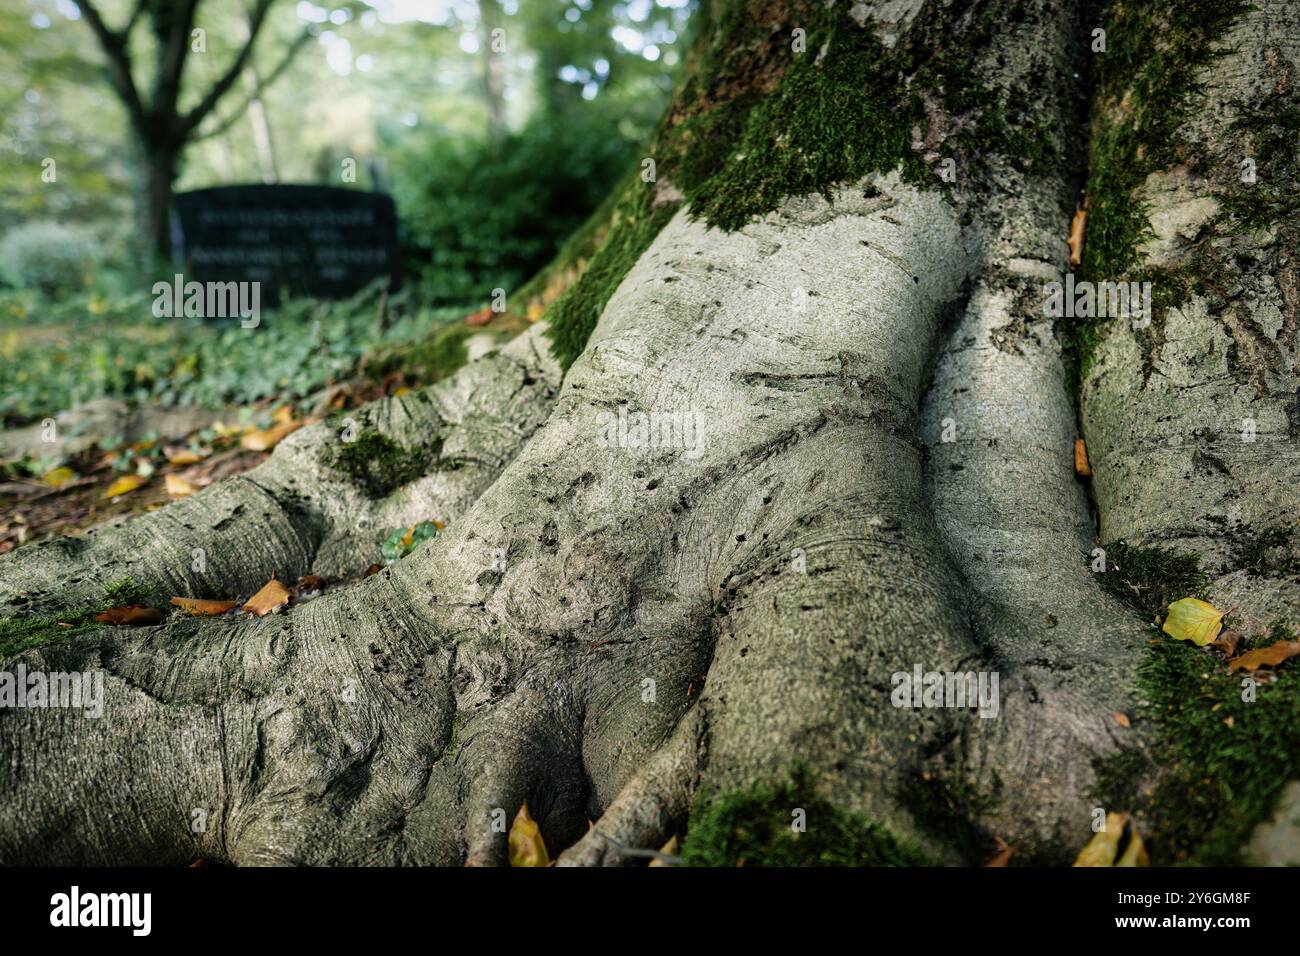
[0,281,527,553]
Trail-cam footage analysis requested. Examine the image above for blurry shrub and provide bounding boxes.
[0,221,101,295]
[393,109,639,305]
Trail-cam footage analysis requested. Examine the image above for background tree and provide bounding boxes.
[72,0,318,260]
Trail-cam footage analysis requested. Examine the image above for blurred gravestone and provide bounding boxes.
[172,185,399,304]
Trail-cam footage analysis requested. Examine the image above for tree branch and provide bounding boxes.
[123,0,148,37]
[152,0,202,125]
[178,0,276,137]
[191,25,314,142]
[73,0,146,129]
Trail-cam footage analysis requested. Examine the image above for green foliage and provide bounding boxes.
[394,110,643,305]
[0,282,464,427]
[681,765,930,867]
[380,520,439,563]
[328,430,428,498]
[362,320,481,385]
[0,221,102,294]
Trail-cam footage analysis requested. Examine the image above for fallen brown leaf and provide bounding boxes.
[1074,438,1091,477]
[296,574,326,593]
[984,839,1014,867]
[95,605,164,626]
[1228,640,1300,673]
[465,306,494,327]
[1211,629,1243,657]
[1074,812,1149,867]
[649,835,680,867]
[164,447,206,466]
[1068,206,1087,266]
[242,576,291,616]
[170,597,238,616]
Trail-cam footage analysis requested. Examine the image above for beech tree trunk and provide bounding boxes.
[3,0,1298,866]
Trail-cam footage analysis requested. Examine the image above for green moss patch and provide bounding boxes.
[1136,624,1300,864]
[1073,0,1252,379]
[681,765,930,866]
[543,174,680,369]
[1093,540,1209,620]
[0,576,146,660]
[899,769,1006,863]
[327,430,430,498]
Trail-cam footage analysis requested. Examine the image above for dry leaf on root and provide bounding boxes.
[1211,629,1243,657]
[1074,439,1091,477]
[1073,812,1149,867]
[296,574,326,593]
[170,597,237,616]
[95,605,164,626]
[242,577,291,616]
[984,839,1014,867]
[648,835,680,867]
[1068,207,1087,266]
[508,803,550,867]
[1162,597,1225,647]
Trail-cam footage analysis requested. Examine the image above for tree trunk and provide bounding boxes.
[137,142,178,263]
[3,0,1299,866]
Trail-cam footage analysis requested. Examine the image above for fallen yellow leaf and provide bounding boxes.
[104,473,147,499]
[165,447,205,466]
[508,803,549,867]
[164,473,199,498]
[242,577,291,616]
[170,597,237,616]
[272,405,295,425]
[648,835,679,867]
[1074,812,1149,867]
[42,466,77,488]
[1162,597,1225,647]
[241,420,303,452]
